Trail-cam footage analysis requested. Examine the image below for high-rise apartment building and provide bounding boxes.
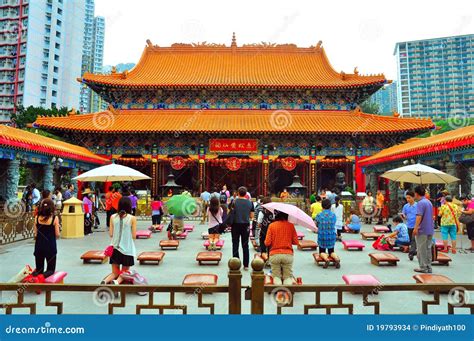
[368,81,398,115]
[79,0,105,113]
[394,34,473,118]
[0,0,85,122]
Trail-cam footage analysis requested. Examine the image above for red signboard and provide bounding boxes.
[209,139,258,153]
[226,157,241,171]
[281,157,297,171]
[170,156,186,170]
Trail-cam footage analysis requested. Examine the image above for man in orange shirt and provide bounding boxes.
[105,186,114,228]
[376,190,385,224]
[265,211,300,285]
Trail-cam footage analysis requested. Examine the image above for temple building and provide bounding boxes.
[360,125,474,212]
[33,36,434,196]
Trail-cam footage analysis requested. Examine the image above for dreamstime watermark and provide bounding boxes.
[92,111,115,131]
[447,110,470,130]
[180,19,206,42]
[269,286,293,307]
[92,286,115,307]
[448,286,470,307]
[270,110,292,130]
[174,109,203,138]
[4,199,26,219]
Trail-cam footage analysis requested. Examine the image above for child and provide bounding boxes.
[207,197,223,250]
[150,196,163,230]
[386,215,410,248]
[316,199,340,268]
[345,210,361,233]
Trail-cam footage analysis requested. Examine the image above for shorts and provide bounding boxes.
[109,248,134,267]
[466,222,474,241]
[152,214,162,225]
[440,225,457,240]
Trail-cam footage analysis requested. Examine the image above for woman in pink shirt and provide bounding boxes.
[461,195,474,252]
[82,190,93,235]
[150,196,163,230]
[207,197,223,251]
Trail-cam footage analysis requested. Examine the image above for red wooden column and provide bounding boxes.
[151,159,159,197]
[262,159,269,197]
[355,156,367,193]
[198,159,205,194]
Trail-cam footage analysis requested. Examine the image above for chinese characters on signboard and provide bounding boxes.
[225,157,241,171]
[209,139,258,153]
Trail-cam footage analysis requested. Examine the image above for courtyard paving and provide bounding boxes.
[1,213,473,314]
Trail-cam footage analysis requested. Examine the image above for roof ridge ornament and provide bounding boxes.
[231,32,237,50]
[354,67,359,75]
[354,106,362,114]
[111,66,117,74]
[107,104,117,114]
[340,71,346,80]
[121,70,128,79]
[146,39,153,48]
[68,108,77,116]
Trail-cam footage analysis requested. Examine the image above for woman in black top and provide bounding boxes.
[33,198,60,278]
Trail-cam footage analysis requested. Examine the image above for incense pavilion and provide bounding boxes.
[34,35,434,196]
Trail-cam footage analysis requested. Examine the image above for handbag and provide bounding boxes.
[209,210,227,234]
[445,203,460,230]
[224,208,235,226]
[459,212,474,224]
[372,234,390,251]
[104,245,114,257]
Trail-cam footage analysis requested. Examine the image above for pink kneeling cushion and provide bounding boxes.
[204,239,224,248]
[342,274,381,285]
[136,230,152,238]
[373,225,390,233]
[342,240,365,249]
[297,231,305,240]
[44,271,67,283]
[184,224,194,232]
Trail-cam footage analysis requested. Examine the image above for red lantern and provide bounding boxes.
[226,157,241,171]
[170,156,186,170]
[281,157,297,171]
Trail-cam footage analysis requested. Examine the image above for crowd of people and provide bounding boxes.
[17,178,474,282]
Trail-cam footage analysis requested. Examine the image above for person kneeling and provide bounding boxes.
[386,215,410,249]
[316,199,340,268]
[265,211,300,285]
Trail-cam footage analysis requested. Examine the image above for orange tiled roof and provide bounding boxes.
[0,125,108,164]
[359,125,474,166]
[33,109,434,135]
[80,40,387,89]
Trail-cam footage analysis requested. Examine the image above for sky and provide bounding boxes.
[95,0,474,80]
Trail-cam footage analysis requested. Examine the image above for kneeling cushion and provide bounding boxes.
[137,251,165,265]
[80,250,108,264]
[196,252,222,265]
[413,274,454,284]
[369,252,400,266]
[298,240,318,251]
[361,232,380,240]
[373,225,390,233]
[297,231,305,240]
[342,240,365,251]
[342,274,381,285]
[203,239,224,250]
[183,224,194,232]
[44,271,67,284]
[175,231,189,239]
[160,240,179,250]
[136,230,152,239]
[182,274,218,286]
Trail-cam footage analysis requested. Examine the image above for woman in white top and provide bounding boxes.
[103,197,137,285]
[362,191,375,224]
[331,196,344,241]
[207,196,223,251]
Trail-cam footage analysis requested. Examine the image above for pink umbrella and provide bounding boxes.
[262,202,316,232]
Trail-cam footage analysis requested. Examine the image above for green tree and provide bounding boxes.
[11,105,69,129]
[417,118,474,138]
[360,100,380,114]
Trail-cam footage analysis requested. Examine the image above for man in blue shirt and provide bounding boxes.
[200,189,211,224]
[413,186,434,274]
[401,191,418,260]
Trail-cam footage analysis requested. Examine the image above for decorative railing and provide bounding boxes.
[248,259,474,315]
[0,258,472,315]
[0,204,34,245]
